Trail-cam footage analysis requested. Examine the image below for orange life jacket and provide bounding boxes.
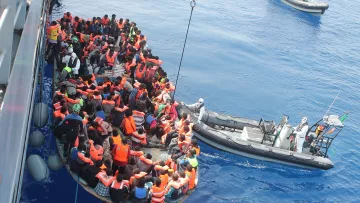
[53,102,62,110]
[90,142,104,161]
[130,172,147,186]
[135,63,147,80]
[95,171,115,187]
[113,143,130,163]
[47,25,59,41]
[102,99,115,106]
[66,97,80,104]
[121,116,136,135]
[106,50,118,66]
[130,150,144,157]
[101,17,110,25]
[78,152,94,165]
[63,13,73,20]
[154,165,169,174]
[151,186,165,203]
[111,180,130,190]
[93,95,102,101]
[159,174,169,189]
[112,135,121,146]
[165,158,177,172]
[54,110,66,120]
[185,169,196,190]
[94,117,104,125]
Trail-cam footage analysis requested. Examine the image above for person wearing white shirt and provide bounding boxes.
[293,117,309,153]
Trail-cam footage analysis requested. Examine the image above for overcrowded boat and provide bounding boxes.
[49,12,200,202]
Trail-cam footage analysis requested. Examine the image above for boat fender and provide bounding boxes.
[27,154,49,181]
[70,147,79,161]
[48,153,63,170]
[29,130,45,147]
[33,102,49,128]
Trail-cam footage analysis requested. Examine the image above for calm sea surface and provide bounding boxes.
[21,0,360,202]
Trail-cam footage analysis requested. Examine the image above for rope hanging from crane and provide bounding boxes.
[172,0,196,100]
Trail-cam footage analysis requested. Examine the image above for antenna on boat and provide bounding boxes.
[172,0,196,100]
[324,92,340,117]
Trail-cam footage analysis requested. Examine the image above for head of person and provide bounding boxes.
[51,21,57,26]
[129,157,136,165]
[198,98,204,104]
[301,117,308,124]
[96,105,102,112]
[122,137,129,145]
[191,139,198,147]
[60,85,67,93]
[113,129,118,137]
[179,171,186,178]
[179,134,186,142]
[106,168,113,176]
[183,126,190,133]
[116,174,123,182]
[146,153,152,160]
[159,161,165,167]
[133,168,140,175]
[125,110,132,117]
[189,149,196,157]
[138,128,144,134]
[107,95,112,101]
[104,14,108,19]
[66,12,71,17]
[137,177,146,188]
[172,173,179,181]
[95,160,103,168]
[60,106,68,114]
[181,112,188,120]
[154,177,161,187]
[186,163,193,172]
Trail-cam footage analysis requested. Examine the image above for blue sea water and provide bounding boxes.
[21,0,360,202]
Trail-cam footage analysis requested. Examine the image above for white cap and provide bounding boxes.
[68,47,73,54]
[71,52,76,58]
[302,117,308,123]
[198,98,204,104]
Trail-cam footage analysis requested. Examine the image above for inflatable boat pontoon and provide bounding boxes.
[282,0,329,14]
[177,104,347,170]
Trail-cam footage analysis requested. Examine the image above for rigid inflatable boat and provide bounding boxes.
[282,0,329,14]
[177,104,347,170]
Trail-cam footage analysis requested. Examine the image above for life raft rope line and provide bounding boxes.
[172,0,196,100]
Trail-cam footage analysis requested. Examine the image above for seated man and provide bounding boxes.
[179,149,198,170]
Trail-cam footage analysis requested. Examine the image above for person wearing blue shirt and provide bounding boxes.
[96,105,106,120]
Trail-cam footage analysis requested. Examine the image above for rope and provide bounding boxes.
[74,175,79,203]
[172,0,196,100]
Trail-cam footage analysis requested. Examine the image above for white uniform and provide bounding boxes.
[186,98,205,124]
[294,118,309,153]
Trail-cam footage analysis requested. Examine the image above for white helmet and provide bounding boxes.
[198,98,204,104]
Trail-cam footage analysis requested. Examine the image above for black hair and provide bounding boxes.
[116,174,123,182]
[106,168,113,176]
[154,177,161,187]
[137,177,146,188]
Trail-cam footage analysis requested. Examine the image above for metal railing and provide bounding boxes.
[0,0,27,84]
[0,0,48,202]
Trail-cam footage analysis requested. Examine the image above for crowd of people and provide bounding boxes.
[50,12,201,203]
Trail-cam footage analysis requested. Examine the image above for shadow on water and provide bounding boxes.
[267,0,322,28]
